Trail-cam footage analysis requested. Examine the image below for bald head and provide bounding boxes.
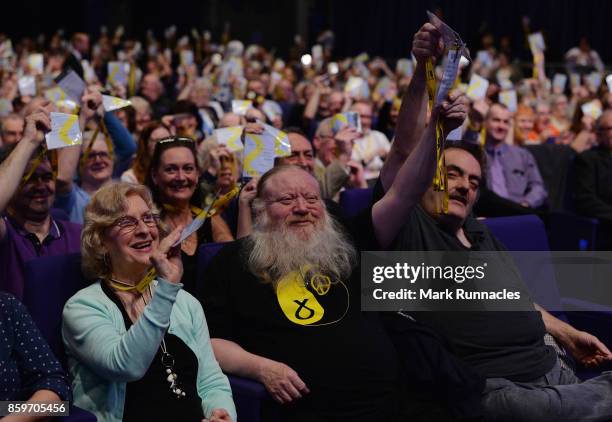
[219,113,244,128]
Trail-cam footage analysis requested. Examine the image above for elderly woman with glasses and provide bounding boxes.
[145,137,233,294]
[62,182,235,422]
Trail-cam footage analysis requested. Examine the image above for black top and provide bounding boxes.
[200,211,400,421]
[180,216,213,295]
[573,146,612,249]
[389,201,556,381]
[101,282,203,422]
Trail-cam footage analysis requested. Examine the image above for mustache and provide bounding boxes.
[448,191,468,205]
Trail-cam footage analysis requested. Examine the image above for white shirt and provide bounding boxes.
[351,130,391,180]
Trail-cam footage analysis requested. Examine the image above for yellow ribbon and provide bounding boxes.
[424,58,449,214]
[80,119,115,169]
[128,64,136,98]
[108,267,157,293]
[21,146,58,186]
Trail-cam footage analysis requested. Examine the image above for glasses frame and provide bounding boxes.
[111,212,161,235]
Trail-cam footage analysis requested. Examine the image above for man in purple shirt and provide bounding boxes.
[484,103,548,208]
[0,106,81,299]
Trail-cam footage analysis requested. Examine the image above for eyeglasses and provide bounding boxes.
[112,212,160,234]
[86,151,111,161]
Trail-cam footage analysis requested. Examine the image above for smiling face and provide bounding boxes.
[103,193,160,278]
[216,155,238,193]
[259,167,325,240]
[11,158,55,222]
[151,146,199,205]
[81,137,113,186]
[279,132,315,174]
[421,148,482,226]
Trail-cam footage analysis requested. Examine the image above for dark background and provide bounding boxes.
[2,0,610,63]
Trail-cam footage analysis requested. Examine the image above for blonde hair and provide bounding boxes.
[81,182,157,280]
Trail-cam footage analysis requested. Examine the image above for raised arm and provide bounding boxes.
[56,88,103,196]
[104,110,137,161]
[303,78,327,121]
[0,107,50,239]
[379,23,444,191]
[373,96,467,248]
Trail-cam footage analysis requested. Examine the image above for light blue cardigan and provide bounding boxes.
[62,278,236,422]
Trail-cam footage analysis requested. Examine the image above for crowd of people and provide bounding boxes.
[1,14,612,422]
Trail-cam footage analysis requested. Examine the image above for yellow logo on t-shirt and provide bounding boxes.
[276,267,325,326]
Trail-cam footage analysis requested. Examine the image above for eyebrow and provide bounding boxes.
[447,164,482,183]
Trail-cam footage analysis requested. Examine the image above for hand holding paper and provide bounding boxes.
[45,112,83,150]
[411,23,444,62]
[23,107,51,144]
[80,88,103,120]
[102,95,132,112]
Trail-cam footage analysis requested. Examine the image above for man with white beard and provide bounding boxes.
[199,88,469,420]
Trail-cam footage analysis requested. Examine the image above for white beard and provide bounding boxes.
[247,209,357,286]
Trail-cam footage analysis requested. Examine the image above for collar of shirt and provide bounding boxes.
[485,142,509,156]
[5,215,62,242]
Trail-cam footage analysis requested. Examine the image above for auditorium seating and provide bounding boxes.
[22,249,279,422]
[339,187,373,218]
[22,253,96,421]
[483,215,612,378]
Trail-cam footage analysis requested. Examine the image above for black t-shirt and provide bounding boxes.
[199,211,400,421]
[390,203,556,382]
[180,215,213,295]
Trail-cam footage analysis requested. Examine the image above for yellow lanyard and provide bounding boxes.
[425,57,449,214]
[81,119,115,166]
[128,64,136,98]
[21,146,58,185]
[108,267,157,293]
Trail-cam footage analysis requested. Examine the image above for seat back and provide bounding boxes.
[196,242,229,297]
[339,187,373,218]
[548,211,598,251]
[22,253,87,367]
[482,215,563,312]
[524,144,575,212]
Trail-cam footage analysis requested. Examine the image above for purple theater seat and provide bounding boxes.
[483,215,612,378]
[23,253,87,366]
[548,211,598,251]
[22,253,96,421]
[339,187,373,218]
